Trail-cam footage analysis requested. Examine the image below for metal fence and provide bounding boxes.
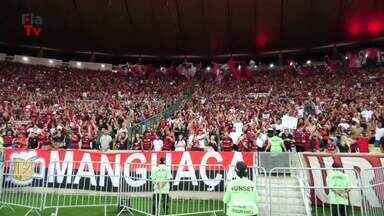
[360,167,384,216]
[269,167,364,216]
[0,158,383,216]
[118,163,226,216]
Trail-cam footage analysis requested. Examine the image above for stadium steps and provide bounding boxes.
[257,176,309,216]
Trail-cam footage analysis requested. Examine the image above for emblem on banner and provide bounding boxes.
[10,151,45,185]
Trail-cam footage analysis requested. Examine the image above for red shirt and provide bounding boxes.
[38,133,50,147]
[71,134,80,149]
[221,137,233,151]
[3,135,14,147]
[81,137,92,149]
[356,137,369,153]
[142,137,152,150]
[132,140,142,150]
[162,137,173,151]
[237,139,248,152]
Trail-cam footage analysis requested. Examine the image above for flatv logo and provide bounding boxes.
[21,13,43,37]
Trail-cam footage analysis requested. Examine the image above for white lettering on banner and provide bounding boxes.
[341,157,379,207]
[74,153,97,186]
[123,153,147,187]
[227,152,244,181]
[200,151,223,190]
[100,154,121,187]
[48,151,74,184]
[307,156,332,204]
[174,152,198,186]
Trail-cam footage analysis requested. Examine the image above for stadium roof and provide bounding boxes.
[1,0,384,58]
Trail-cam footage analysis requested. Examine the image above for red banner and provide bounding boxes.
[4,149,255,171]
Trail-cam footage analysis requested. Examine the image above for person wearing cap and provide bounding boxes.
[326,162,350,216]
[223,161,260,216]
[151,157,172,215]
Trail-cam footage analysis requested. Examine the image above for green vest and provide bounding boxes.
[326,170,349,205]
[150,164,172,194]
[269,136,284,152]
[223,177,260,216]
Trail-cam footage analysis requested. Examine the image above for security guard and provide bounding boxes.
[326,162,350,216]
[151,157,172,215]
[223,161,260,216]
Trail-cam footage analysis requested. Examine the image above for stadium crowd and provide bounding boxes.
[0,61,384,153]
[0,61,189,150]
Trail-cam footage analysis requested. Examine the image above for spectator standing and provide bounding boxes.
[174,135,186,151]
[153,136,164,151]
[99,129,112,151]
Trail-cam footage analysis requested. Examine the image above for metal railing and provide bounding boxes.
[0,154,383,216]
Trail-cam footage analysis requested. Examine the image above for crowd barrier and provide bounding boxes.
[0,152,383,216]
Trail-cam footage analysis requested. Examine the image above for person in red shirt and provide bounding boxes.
[80,134,92,149]
[353,132,369,153]
[131,134,143,150]
[38,129,51,149]
[71,132,80,149]
[190,133,204,151]
[162,133,174,151]
[221,132,233,152]
[142,133,153,151]
[236,135,248,152]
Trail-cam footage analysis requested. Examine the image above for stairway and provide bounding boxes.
[256,176,310,216]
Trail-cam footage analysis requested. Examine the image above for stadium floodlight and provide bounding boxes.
[289,62,294,66]
[48,60,53,64]
[206,66,211,71]
[269,63,274,68]
[345,56,348,60]
[76,62,82,67]
[101,64,105,68]
[22,56,29,62]
[306,60,311,64]
[253,65,258,69]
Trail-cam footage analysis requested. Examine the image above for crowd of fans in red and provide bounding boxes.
[1,61,384,153]
[0,62,189,150]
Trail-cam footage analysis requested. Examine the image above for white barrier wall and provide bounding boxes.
[14,55,62,67]
[68,61,112,71]
[0,53,6,61]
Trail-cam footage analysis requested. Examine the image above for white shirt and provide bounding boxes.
[233,122,243,134]
[100,134,112,151]
[338,123,350,130]
[361,110,374,122]
[153,139,163,151]
[375,127,384,141]
[175,140,186,151]
[229,131,241,144]
[256,133,267,148]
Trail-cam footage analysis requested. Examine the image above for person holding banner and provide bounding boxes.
[326,162,351,216]
[223,161,260,216]
[151,157,172,215]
